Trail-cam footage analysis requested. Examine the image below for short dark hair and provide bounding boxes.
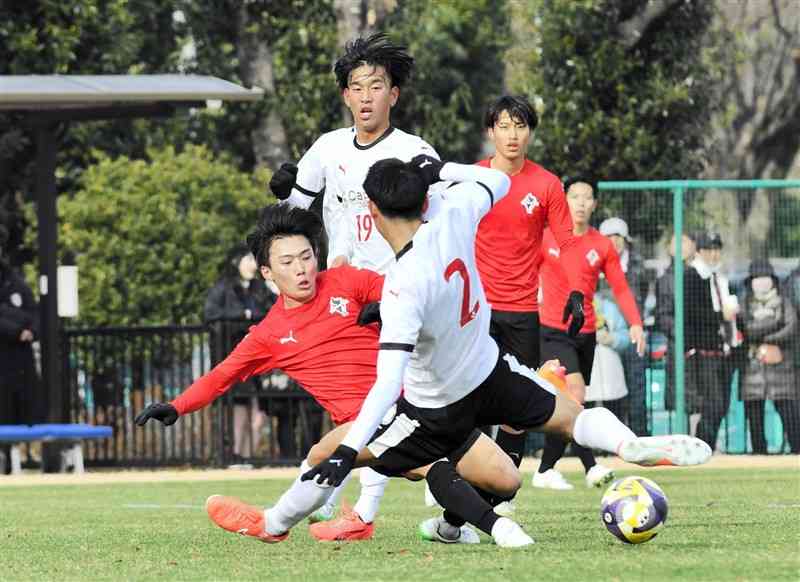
[363,158,427,220]
[334,32,414,90]
[563,177,597,195]
[247,203,322,268]
[484,95,539,131]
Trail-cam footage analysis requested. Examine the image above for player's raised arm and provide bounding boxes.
[410,155,511,221]
[272,136,327,209]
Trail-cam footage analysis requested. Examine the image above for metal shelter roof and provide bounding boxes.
[0,74,263,110]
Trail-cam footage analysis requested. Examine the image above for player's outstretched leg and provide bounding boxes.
[571,407,712,467]
[309,468,387,541]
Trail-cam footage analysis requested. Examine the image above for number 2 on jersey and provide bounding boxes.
[356,213,373,242]
[444,258,480,327]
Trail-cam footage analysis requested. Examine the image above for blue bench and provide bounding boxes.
[0,424,113,474]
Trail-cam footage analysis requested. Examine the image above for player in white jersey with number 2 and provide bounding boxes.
[300,156,712,547]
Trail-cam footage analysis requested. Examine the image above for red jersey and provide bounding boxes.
[539,227,642,333]
[171,266,383,424]
[474,158,577,311]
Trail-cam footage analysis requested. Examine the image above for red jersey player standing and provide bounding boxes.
[470,96,586,512]
[134,203,387,540]
[534,178,645,490]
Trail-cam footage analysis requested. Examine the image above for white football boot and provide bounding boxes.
[491,517,534,548]
[585,464,615,488]
[418,516,480,544]
[424,482,442,508]
[532,469,574,490]
[618,435,712,467]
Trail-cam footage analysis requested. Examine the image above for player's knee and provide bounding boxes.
[307,442,328,466]
[488,457,521,496]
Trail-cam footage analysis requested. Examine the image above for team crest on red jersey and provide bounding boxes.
[329,297,350,316]
[586,249,600,266]
[521,192,540,215]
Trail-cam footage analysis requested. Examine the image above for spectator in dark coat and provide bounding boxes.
[741,259,799,453]
[205,245,277,462]
[0,226,39,473]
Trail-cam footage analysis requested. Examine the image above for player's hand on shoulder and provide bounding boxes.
[269,162,298,200]
[410,154,444,188]
[301,445,358,487]
[562,290,585,337]
[357,301,382,327]
[134,402,179,426]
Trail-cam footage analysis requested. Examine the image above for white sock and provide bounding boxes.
[572,407,636,455]
[265,460,334,535]
[352,467,388,523]
[321,471,353,511]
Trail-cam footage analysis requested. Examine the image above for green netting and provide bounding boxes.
[595,179,800,453]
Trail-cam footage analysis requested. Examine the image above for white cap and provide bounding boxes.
[599,217,631,241]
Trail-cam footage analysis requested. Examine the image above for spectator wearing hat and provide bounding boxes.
[655,231,696,411]
[0,224,39,474]
[684,232,740,450]
[741,259,799,453]
[598,217,649,435]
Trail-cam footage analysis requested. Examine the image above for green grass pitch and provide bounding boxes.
[1,467,798,581]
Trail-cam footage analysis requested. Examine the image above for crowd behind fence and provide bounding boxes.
[595,180,800,454]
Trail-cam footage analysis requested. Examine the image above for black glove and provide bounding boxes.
[357,301,382,327]
[300,444,357,487]
[409,154,444,188]
[269,162,298,200]
[134,403,179,426]
[562,290,585,338]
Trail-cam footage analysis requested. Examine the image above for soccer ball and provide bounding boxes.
[600,476,668,544]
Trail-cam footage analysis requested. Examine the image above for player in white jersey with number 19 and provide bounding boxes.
[266,32,439,540]
[269,33,439,273]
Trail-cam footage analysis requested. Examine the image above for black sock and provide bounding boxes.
[426,460,500,536]
[538,434,568,473]
[573,443,596,472]
[495,428,526,469]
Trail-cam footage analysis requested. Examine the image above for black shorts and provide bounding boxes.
[367,348,558,476]
[489,310,540,368]
[539,325,596,382]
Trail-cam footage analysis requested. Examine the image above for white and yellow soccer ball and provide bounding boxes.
[600,476,668,544]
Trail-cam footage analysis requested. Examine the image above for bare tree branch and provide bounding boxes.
[618,0,683,48]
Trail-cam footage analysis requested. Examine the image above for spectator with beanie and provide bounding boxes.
[741,259,799,453]
[205,245,277,463]
[685,232,739,450]
[598,217,649,435]
[0,225,39,474]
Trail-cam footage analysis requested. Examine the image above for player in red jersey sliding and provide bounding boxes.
[135,204,387,541]
[533,178,646,490]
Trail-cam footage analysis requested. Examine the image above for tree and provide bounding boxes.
[506,0,723,242]
[26,146,271,326]
[382,0,510,161]
[701,0,800,260]
[0,0,182,266]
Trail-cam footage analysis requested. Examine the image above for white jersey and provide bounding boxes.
[286,126,439,274]
[377,164,511,408]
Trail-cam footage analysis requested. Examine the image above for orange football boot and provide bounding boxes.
[206,495,289,543]
[308,504,375,541]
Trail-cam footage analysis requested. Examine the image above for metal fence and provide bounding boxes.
[593,179,800,454]
[58,321,326,468]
